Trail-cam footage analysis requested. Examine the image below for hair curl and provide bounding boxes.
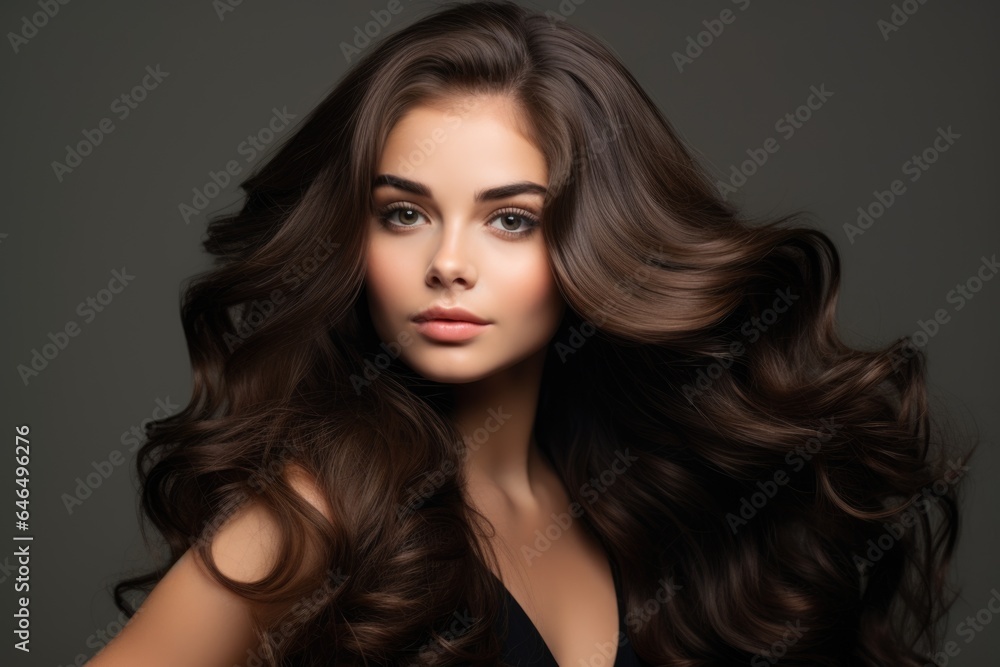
[113,2,975,665]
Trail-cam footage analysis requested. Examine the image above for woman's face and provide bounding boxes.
[364,95,566,383]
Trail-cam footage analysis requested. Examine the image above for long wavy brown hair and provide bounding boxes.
[113,1,975,664]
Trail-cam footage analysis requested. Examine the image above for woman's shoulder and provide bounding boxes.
[283,462,335,525]
[211,462,335,582]
[87,463,335,667]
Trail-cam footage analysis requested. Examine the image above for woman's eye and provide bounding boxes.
[488,212,538,235]
[376,204,540,238]
[380,206,425,227]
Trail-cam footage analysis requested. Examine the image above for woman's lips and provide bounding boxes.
[413,319,491,342]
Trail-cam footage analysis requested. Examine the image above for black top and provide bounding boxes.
[491,564,648,666]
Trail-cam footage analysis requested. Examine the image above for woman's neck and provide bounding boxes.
[452,345,549,509]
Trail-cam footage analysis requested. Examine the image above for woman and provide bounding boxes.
[90,1,972,665]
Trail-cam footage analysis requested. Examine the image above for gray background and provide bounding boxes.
[2,0,997,664]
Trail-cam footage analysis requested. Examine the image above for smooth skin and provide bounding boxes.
[89,94,620,666]
[366,94,621,665]
[86,465,333,667]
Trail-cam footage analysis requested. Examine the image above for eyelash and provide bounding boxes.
[375,202,541,240]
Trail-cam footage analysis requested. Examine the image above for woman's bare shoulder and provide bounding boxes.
[86,463,334,667]
[210,462,335,582]
[284,462,335,525]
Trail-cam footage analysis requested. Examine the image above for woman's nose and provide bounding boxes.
[425,220,477,289]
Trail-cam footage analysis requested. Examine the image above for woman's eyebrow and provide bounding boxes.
[372,174,547,202]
